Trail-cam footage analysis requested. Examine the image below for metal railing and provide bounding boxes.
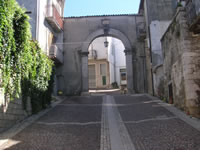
[88,50,97,60]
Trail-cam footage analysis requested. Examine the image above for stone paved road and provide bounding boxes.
[1,94,200,150]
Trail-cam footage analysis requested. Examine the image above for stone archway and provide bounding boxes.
[61,14,147,95]
[80,28,135,93]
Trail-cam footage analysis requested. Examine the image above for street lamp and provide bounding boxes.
[104,38,109,48]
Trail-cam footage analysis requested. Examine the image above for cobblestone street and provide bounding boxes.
[1,94,200,150]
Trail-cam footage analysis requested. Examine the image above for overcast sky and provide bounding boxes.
[64,0,140,17]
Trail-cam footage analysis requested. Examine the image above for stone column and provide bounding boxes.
[124,49,135,93]
[81,51,89,93]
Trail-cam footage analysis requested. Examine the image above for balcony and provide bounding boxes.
[88,50,97,60]
[46,5,63,32]
[186,0,200,33]
[136,22,146,40]
[49,45,63,64]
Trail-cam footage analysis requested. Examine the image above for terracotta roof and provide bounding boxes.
[64,14,142,19]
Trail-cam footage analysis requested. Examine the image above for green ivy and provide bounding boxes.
[0,0,54,113]
[0,0,17,98]
[21,41,54,113]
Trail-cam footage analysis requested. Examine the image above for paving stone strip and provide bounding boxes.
[101,95,136,150]
[58,104,102,106]
[36,121,101,126]
[100,96,111,150]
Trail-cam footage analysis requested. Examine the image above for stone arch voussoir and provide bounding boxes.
[81,28,132,52]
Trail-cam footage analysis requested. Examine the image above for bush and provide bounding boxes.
[111,82,119,89]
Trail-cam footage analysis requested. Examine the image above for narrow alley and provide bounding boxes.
[1,93,200,150]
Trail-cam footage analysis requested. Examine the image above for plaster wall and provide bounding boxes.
[107,37,115,85]
[16,0,64,54]
[89,37,109,60]
[111,38,126,87]
[150,21,170,66]
[16,0,37,39]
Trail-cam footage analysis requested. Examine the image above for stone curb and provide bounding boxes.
[0,96,66,148]
[143,94,200,132]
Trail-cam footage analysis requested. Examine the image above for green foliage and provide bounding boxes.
[177,2,182,7]
[111,82,119,89]
[0,0,54,113]
[0,0,17,98]
[21,41,54,113]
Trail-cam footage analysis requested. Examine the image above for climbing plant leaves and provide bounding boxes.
[0,0,54,113]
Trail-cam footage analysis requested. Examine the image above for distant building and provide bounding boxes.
[108,38,127,88]
[88,37,126,89]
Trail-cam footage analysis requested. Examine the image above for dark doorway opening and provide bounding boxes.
[168,83,174,104]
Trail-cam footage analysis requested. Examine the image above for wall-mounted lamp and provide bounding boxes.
[104,38,109,48]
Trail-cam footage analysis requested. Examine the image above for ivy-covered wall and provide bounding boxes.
[0,0,54,132]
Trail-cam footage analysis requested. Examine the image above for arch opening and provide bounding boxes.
[81,28,135,94]
[88,36,127,93]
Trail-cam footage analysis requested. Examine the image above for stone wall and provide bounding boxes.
[161,7,200,117]
[0,92,31,133]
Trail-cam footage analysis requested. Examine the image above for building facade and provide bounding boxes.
[138,0,174,96]
[88,37,127,89]
[88,37,111,89]
[139,0,200,117]
[108,38,127,88]
[161,0,200,117]
[0,0,65,133]
[17,0,65,95]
